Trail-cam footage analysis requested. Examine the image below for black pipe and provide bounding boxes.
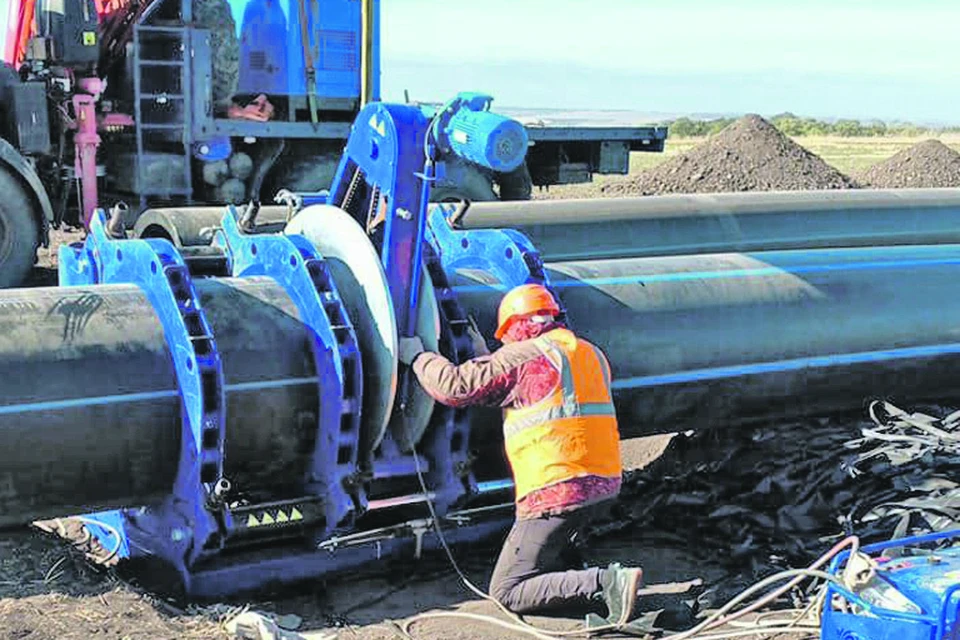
[132,206,291,247]
[450,244,960,437]
[194,278,320,499]
[0,279,323,525]
[0,285,181,526]
[449,189,960,261]
[180,245,229,277]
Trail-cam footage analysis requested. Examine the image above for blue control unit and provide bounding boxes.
[824,530,960,640]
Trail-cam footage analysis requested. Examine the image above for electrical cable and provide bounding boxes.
[404,450,570,640]
[724,609,821,630]
[658,627,821,640]
[678,536,859,635]
[403,450,844,639]
[656,568,843,640]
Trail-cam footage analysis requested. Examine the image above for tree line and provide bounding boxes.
[665,113,960,138]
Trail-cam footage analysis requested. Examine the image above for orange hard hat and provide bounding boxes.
[494,284,560,340]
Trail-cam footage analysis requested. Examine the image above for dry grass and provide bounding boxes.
[636,134,960,176]
[644,133,960,175]
[798,134,960,175]
[633,134,960,176]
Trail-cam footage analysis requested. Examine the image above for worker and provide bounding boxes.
[398,283,643,625]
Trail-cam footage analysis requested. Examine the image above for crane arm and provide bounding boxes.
[3,0,150,71]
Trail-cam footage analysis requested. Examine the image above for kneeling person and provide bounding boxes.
[399,283,642,624]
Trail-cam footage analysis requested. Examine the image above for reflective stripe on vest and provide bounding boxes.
[502,328,621,500]
[503,338,616,439]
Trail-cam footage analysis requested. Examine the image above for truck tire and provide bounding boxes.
[268,152,342,195]
[495,162,533,201]
[430,164,497,203]
[0,169,40,288]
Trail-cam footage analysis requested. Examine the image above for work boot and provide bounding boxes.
[599,563,643,626]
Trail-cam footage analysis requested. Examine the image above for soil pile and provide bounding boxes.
[602,114,858,196]
[859,139,960,188]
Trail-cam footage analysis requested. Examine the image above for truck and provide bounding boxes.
[0,0,668,287]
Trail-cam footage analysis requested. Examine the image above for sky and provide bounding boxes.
[380,0,960,124]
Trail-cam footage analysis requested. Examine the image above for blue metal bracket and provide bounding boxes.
[320,96,539,513]
[324,101,440,492]
[425,204,563,316]
[326,102,432,340]
[421,205,561,509]
[416,241,478,511]
[216,206,366,531]
[58,209,227,587]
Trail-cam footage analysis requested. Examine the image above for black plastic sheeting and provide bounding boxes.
[602,401,960,579]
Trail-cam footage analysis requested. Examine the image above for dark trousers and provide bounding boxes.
[488,501,610,614]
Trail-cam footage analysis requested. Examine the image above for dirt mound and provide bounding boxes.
[859,139,960,188]
[602,114,858,196]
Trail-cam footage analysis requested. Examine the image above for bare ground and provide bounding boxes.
[0,526,225,640]
[1,436,769,640]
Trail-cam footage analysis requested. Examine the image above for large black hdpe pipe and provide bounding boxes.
[448,189,960,261]
[0,278,321,527]
[133,206,291,247]
[451,243,960,436]
[8,238,960,522]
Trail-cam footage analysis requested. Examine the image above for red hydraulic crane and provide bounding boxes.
[3,0,144,68]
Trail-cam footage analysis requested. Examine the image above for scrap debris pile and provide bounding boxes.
[599,114,859,197]
[858,139,960,188]
[606,401,960,575]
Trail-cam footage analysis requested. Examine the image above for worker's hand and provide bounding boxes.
[398,336,425,365]
[466,318,490,356]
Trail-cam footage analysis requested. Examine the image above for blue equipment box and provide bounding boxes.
[823,530,960,640]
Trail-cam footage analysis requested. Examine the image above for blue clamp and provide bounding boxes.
[420,204,562,508]
[415,241,478,511]
[326,101,431,339]
[58,209,227,582]
[425,204,562,313]
[216,206,366,531]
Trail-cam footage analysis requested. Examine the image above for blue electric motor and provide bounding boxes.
[435,93,529,173]
[823,529,960,640]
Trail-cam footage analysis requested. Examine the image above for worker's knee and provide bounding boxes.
[489,576,520,610]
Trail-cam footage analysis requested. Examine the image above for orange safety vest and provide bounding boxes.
[503,327,622,501]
